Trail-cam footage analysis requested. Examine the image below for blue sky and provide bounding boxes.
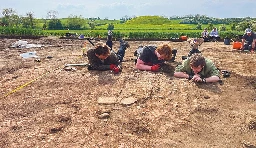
[1,0,256,19]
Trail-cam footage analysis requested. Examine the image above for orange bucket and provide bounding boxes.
[180,36,188,41]
[233,41,242,49]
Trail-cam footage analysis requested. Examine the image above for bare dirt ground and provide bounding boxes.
[0,37,256,148]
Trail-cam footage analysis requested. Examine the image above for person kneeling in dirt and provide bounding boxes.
[182,38,203,60]
[87,40,130,74]
[241,28,255,52]
[188,38,204,57]
[174,53,220,83]
[134,43,177,72]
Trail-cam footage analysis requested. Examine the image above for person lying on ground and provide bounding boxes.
[174,53,220,83]
[87,40,130,73]
[135,43,177,72]
[241,28,255,52]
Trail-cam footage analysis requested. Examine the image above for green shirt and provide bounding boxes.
[175,58,220,78]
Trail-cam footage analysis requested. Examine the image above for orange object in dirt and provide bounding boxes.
[180,36,188,41]
[233,41,242,49]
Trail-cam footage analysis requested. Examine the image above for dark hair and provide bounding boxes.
[189,53,206,67]
[94,42,110,55]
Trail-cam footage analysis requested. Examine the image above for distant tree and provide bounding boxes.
[88,22,95,30]
[219,24,226,31]
[88,17,97,21]
[66,15,85,30]
[1,8,18,26]
[9,14,20,27]
[47,10,58,19]
[42,19,47,30]
[250,21,256,32]
[2,8,15,17]
[230,23,236,31]
[120,15,132,23]
[207,23,214,30]
[48,19,63,30]
[196,23,202,30]
[22,12,35,28]
[46,10,63,30]
[236,21,252,32]
[107,23,114,30]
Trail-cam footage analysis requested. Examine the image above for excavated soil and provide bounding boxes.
[0,37,256,148]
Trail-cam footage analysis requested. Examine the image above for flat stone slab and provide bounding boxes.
[97,97,117,104]
[120,97,137,105]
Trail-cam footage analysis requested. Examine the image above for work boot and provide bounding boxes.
[169,49,177,62]
[188,48,201,57]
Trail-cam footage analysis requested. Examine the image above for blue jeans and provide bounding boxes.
[116,40,129,62]
[106,40,113,50]
[117,46,126,62]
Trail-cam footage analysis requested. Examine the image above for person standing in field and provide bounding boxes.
[106,30,113,50]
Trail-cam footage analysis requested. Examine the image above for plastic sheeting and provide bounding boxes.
[11,40,43,48]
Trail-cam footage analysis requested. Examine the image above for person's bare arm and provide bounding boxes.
[252,39,255,49]
[135,58,152,71]
[174,72,190,79]
[241,39,245,49]
[174,72,220,83]
[204,76,220,83]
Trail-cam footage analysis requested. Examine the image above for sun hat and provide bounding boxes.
[245,28,252,33]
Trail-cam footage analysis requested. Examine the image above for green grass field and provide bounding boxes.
[1,16,244,39]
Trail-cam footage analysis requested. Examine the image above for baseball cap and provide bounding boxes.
[245,28,252,33]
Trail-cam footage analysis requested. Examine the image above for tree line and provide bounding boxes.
[0,8,117,30]
[1,8,256,39]
[1,8,256,31]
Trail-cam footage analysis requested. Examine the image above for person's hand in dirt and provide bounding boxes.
[151,64,160,72]
[112,66,121,74]
[190,74,201,82]
[110,64,121,74]
[191,74,207,83]
[110,64,116,70]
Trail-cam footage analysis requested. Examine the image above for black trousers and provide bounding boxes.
[242,43,254,51]
[209,36,220,41]
[106,40,113,50]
